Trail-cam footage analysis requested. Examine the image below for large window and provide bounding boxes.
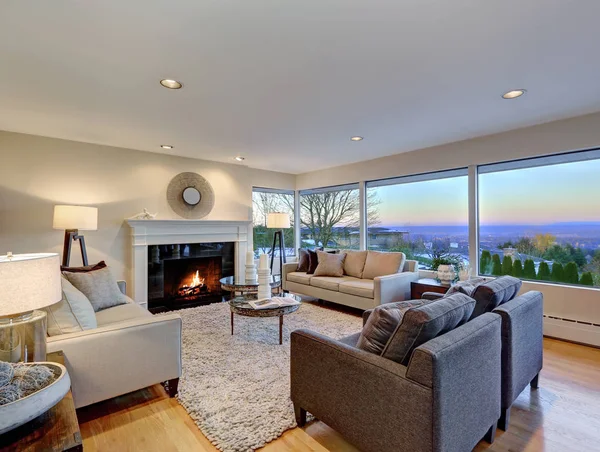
[366,169,469,270]
[299,184,360,250]
[252,188,295,257]
[478,150,600,287]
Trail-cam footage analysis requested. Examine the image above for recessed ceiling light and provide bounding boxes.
[160,145,173,149]
[235,156,245,162]
[160,79,183,89]
[502,89,526,99]
[350,136,364,141]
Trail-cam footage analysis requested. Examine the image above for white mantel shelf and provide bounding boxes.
[126,219,252,308]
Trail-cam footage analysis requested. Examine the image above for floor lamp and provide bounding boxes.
[53,205,98,267]
[0,253,62,362]
[267,213,290,276]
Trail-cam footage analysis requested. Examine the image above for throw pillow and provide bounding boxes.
[63,266,129,312]
[382,292,476,365]
[313,251,347,277]
[362,250,406,280]
[343,250,368,278]
[306,249,319,274]
[296,249,310,272]
[357,300,424,354]
[469,275,522,320]
[60,260,107,273]
[45,276,97,336]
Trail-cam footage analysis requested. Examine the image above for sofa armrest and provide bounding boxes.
[47,313,182,408]
[291,328,433,452]
[282,262,298,290]
[421,291,445,301]
[374,271,420,304]
[406,313,501,451]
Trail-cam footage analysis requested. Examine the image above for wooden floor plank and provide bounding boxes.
[77,337,600,452]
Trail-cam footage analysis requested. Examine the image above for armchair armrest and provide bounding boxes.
[47,313,182,408]
[374,271,420,304]
[421,292,445,301]
[291,329,433,452]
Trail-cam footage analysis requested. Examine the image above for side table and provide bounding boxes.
[410,278,453,300]
[0,351,83,452]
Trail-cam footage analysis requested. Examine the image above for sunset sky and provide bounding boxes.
[371,159,600,227]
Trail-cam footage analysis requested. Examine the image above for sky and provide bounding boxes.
[373,159,600,228]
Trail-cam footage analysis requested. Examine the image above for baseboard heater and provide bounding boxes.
[543,315,600,348]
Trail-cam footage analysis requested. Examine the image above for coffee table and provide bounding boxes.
[229,294,301,345]
[220,275,282,297]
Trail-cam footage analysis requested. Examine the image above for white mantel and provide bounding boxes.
[126,219,252,308]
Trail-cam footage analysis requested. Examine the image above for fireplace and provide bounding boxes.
[147,242,234,313]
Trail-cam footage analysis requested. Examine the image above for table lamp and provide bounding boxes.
[266,212,291,276]
[0,253,62,362]
[53,205,98,267]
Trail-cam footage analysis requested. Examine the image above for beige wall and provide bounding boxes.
[0,131,295,284]
[296,111,600,188]
[296,112,600,332]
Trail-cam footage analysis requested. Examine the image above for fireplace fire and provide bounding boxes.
[177,270,207,297]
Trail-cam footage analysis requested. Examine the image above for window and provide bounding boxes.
[252,188,295,257]
[478,149,600,287]
[299,184,360,250]
[366,169,469,270]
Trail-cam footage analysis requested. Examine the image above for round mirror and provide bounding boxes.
[182,186,201,206]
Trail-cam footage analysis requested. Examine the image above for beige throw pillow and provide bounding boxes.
[45,276,97,336]
[313,251,347,277]
[362,250,406,280]
[63,266,129,312]
[343,250,368,278]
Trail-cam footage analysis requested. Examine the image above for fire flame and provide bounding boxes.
[189,270,204,288]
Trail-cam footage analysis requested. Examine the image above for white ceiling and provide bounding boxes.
[2,1,600,174]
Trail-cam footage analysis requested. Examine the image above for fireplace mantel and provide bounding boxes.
[126,219,252,308]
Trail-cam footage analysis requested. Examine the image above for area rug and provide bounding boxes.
[174,301,362,452]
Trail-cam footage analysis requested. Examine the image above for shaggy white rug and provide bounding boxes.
[174,301,362,452]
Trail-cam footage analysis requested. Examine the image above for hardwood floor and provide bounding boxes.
[77,337,600,452]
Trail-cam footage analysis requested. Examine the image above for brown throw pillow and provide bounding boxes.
[343,250,368,278]
[313,251,347,277]
[296,249,310,272]
[306,249,319,274]
[362,251,406,280]
[61,261,107,273]
[357,300,424,354]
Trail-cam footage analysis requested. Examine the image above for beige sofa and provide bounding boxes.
[47,281,182,408]
[283,252,419,310]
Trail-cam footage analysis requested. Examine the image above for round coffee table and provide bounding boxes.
[220,275,282,297]
[229,294,301,345]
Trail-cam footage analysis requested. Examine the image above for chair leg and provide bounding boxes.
[294,404,307,427]
[498,407,510,431]
[530,373,540,389]
[483,421,497,444]
[163,378,179,397]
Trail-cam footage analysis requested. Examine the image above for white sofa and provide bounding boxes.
[47,281,182,409]
[283,257,419,310]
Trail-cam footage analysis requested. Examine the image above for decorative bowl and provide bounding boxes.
[0,362,70,435]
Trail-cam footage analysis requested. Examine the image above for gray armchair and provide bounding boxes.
[290,312,502,452]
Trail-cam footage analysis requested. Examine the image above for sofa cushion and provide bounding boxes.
[343,250,368,278]
[46,276,97,336]
[310,276,359,291]
[339,279,375,299]
[362,251,406,280]
[469,276,522,319]
[357,300,425,355]
[63,266,129,312]
[287,271,312,285]
[382,293,476,365]
[95,302,151,327]
[296,249,310,272]
[314,251,346,277]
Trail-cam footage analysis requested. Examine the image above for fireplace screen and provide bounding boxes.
[147,242,234,312]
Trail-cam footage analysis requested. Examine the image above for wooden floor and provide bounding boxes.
[77,337,600,452]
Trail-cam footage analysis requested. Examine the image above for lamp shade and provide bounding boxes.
[266,212,291,229]
[53,205,98,230]
[0,253,62,316]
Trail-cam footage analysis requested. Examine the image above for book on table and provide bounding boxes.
[248,296,300,310]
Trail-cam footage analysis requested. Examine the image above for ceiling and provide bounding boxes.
[2,1,600,174]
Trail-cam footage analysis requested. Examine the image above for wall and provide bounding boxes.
[0,131,295,284]
[297,112,600,343]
